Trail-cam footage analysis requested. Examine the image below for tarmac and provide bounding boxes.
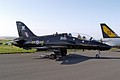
[1,50,120,80]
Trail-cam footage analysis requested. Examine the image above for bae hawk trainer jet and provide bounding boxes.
[13,21,111,59]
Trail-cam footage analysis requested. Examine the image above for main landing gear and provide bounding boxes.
[49,49,67,60]
[95,50,101,58]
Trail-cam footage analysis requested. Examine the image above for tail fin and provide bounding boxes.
[100,23,119,38]
[16,21,36,37]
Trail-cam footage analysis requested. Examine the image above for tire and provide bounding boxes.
[95,54,100,58]
[49,54,56,60]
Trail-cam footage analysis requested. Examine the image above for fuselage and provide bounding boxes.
[13,33,111,51]
[101,38,120,47]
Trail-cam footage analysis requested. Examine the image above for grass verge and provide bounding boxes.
[0,45,36,54]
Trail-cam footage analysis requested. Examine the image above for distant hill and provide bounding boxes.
[0,36,17,40]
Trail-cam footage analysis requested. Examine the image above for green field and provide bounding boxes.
[0,40,36,54]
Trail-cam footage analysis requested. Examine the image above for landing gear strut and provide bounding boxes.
[61,49,67,57]
[95,50,101,58]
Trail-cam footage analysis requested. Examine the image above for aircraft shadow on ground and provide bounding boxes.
[60,54,120,65]
[59,54,120,65]
[34,53,120,65]
[34,54,91,64]
[57,54,92,65]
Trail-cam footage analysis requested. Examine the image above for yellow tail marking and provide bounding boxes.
[103,26,116,37]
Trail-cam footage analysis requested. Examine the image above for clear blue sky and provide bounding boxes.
[0,0,120,39]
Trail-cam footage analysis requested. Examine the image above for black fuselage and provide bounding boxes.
[14,33,111,51]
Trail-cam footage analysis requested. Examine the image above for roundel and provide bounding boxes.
[36,40,40,45]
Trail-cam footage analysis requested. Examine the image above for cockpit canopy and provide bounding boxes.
[55,32,96,41]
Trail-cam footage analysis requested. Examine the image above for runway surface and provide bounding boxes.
[1,50,120,80]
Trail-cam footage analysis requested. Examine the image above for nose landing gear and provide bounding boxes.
[95,50,101,58]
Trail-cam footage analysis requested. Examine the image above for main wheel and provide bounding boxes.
[49,54,56,60]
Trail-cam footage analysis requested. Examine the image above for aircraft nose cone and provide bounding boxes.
[104,44,111,50]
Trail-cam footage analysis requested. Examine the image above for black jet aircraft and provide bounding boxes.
[13,21,111,59]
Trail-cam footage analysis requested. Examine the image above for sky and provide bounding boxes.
[0,0,120,39]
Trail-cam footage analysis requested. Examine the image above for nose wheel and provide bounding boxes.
[95,54,100,58]
[95,50,101,58]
